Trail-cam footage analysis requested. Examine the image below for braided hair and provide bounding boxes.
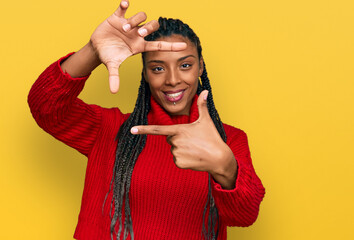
[105,17,227,240]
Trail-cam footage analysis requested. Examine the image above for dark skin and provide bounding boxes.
[131,90,237,190]
[137,35,238,189]
[143,35,203,116]
[61,0,238,190]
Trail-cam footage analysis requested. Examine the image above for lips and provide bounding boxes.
[163,89,185,102]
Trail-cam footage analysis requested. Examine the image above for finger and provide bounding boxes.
[170,145,175,155]
[166,135,172,145]
[106,61,120,93]
[166,135,176,146]
[114,0,129,18]
[172,155,177,164]
[137,20,159,37]
[124,12,147,32]
[196,90,210,120]
[130,125,178,136]
[144,41,187,52]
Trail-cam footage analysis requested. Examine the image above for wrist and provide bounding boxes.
[87,40,100,62]
[82,41,102,67]
[60,42,101,78]
[209,145,237,190]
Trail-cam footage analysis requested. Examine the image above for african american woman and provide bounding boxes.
[28,0,266,239]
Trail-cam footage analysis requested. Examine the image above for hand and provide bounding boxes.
[90,0,187,93]
[130,90,237,188]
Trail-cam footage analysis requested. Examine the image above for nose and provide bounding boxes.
[165,69,181,86]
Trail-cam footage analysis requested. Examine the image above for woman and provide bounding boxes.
[28,0,265,239]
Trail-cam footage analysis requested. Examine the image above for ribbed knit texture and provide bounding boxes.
[28,52,266,240]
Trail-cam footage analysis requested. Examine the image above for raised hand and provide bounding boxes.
[131,90,238,189]
[90,0,187,93]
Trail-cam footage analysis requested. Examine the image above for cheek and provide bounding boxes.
[146,75,164,91]
[148,83,162,97]
[181,70,199,85]
[189,74,200,89]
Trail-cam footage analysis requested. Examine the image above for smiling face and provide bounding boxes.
[143,34,203,116]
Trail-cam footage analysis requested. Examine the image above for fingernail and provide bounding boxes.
[138,28,147,36]
[131,127,138,134]
[204,91,209,101]
[123,24,131,32]
[122,1,128,7]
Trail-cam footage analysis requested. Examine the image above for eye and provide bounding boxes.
[152,66,164,72]
[181,63,192,69]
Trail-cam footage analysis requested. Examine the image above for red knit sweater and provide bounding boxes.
[28,52,265,240]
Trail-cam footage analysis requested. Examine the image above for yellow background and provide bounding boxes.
[1,0,353,239]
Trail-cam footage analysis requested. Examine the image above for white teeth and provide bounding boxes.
[166,91,183,98]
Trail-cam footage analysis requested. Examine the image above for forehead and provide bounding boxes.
[144,35,198,62]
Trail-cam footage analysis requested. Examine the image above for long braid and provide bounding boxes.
[105,74,151,240]
[105,17,227,240]
[198,60,227,240]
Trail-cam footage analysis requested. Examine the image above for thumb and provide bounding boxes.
[197,90,210,120]
[106,61,120,93]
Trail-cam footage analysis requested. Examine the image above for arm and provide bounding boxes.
[28,0,187,155]
[130,92,265,226]
[210,127,266,227]
[60,42,101,78]
[28,51,103,156]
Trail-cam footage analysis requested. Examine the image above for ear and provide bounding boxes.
[198,57,204,77]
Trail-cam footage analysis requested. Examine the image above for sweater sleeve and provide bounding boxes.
[210,127,265,227]
[28,52,103,156]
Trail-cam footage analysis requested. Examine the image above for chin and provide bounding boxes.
[167,108,186,116]
[166,100,190,116]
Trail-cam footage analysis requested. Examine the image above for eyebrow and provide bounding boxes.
[146,55,196,64]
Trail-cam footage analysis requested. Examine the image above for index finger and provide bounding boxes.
[131,125,179,136]
[144,41,187,52]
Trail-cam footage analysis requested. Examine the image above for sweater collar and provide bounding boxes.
[148,95,199,125]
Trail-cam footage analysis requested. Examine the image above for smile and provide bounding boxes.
[163,90,185,103]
